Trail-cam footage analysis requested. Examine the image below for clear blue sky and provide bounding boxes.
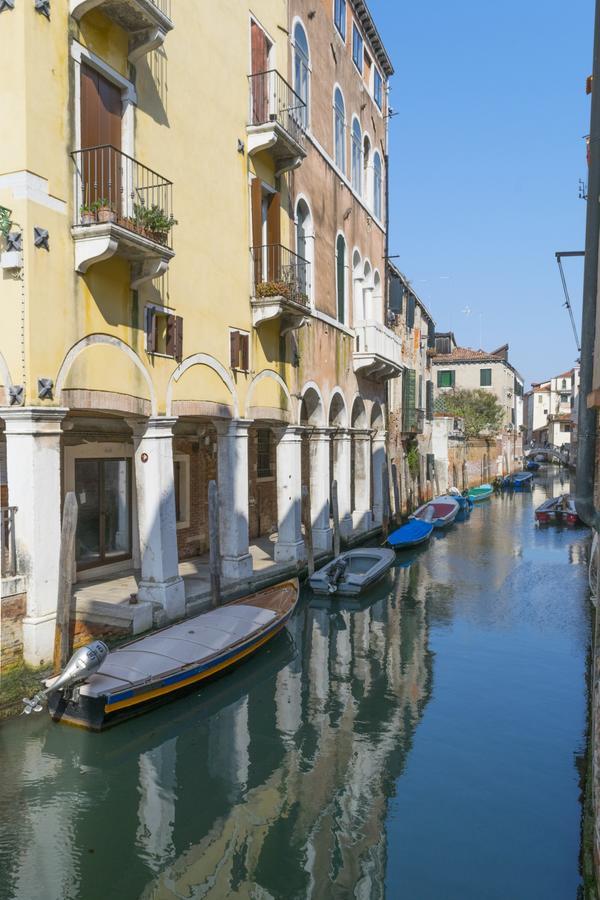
[368,0,592,388]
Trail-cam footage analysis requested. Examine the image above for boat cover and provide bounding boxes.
[388,519,433,548]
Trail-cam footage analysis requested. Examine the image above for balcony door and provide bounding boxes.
[75,458,132,570]
[250,21,271,124]
[80,64,123,217]
[251,179,280,284]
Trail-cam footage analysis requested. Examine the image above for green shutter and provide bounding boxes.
[403,368,417,430]
[336,235,345,322]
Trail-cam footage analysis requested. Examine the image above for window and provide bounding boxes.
[480,368,492,386]
[538,395,543,404]
[561,379,567,389]
[146,307,183,361]
[334,0,346,39]
[374,68,383,109]
[173,455,190,528]
[560,393,570,403]
[373,152,382,220]
[514,379,523,397]
[230,329,249,371]
[426,380,434,420]
[437,370,455,388]
[560,423,571,433]
[352,23,363,72]
[435,335,451,354]
[389,274,403,313]
[294,22,310,127]
[334,88,346,171]
[257,429,273,478]
[351,118,362,193]
[296,198,311,298]
[336,233,346,322]
[363,134,370,200]
[406,293,415,329]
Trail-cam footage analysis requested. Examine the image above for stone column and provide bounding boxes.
[3,408,68,666]
[309,427,333,552]
[130,417,185,620]
[274,426,305,563]
[214,419,253,580]
[352,429,372,532]
[332,429,353,537]
[371,430,387,525]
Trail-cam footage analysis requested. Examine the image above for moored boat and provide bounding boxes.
[503,471,534,489]
[448,487,474,512]
[467,483,494,502]
[26,578,300,731]
[535,494,580,526]
[387,515,434,550]
[526,460,541,472]
[309,548,395,596]
[411,495,460,528]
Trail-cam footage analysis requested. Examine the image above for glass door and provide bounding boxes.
[75,458,132,569]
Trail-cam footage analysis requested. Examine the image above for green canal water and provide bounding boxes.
[0,471,591,899]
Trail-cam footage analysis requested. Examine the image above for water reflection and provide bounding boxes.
[0,552,436,900]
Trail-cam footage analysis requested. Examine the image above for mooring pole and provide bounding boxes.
[208,480,221,608]
[54,491,78,672]
[301,484,314,576]
[381,463,390,538]
[331,479,341,557]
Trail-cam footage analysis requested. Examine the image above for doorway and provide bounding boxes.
[74,458,132,569]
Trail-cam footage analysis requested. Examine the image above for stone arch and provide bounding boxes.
[351,395,368,429]
[245,369,294,422]
[328,388,348,427]
[0,351,13,405]
[167,353,238,417]
[55,334,157,415]
[299,381,325,426]
[370,400,384,431]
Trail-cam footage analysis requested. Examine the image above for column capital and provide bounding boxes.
[273,424,305,442]
[332,427,352,441]
[127,415,178,439]
[213,418,253,436]
[308,426,334,440]
[351,428,372,441]
[1,407,69,435]
[372,429,388,444]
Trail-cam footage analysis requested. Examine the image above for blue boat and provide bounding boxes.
[448,488,474,513]
[526,460,540,472]
[503,471,534,489]
[387,517,434,550]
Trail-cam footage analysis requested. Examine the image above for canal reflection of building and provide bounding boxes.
[6,561,434,900]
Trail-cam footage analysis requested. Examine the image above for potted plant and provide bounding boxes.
[96,199,117,224]
[80,202,97,226]
[133,203,177,244]
[256,280,293,301]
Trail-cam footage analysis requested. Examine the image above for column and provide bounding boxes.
[352,429,372,532]
[130,417,185,619]
[214,419,253,580]
[309,428,333,552]
[274,426,305,563]
[371,429,387,525]
[3,408,68,666]
[333,429,353,537]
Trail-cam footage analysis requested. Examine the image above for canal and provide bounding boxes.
[0,471,591,899]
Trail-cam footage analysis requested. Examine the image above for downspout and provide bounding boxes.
[577,0,600,527]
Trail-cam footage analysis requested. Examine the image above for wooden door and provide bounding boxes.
[250,21,269,123]
[266,192,280,281]
[80,65,122,215]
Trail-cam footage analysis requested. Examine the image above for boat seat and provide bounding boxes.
[80,673,133,698]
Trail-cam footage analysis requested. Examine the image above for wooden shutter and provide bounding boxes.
[250,22,268,122]
[240,334,249,371]
[230,330,240,369]
[426,380,434,420]
[81,65,122,213]
[251,178,263,282]
[266,193,281,282]
[166,314,175,357]
[145,307,156,353]
[174,316,183,362]
[389,275,402,313]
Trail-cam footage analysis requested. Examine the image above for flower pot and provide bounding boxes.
[80,212,96,226]
[97,207,117,224]
[147,230,168,245]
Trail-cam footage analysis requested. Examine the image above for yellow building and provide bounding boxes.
[0,0,395,667]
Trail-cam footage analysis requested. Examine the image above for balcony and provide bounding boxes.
[251,244,310,333]
[403,408,425,434]
[353,321,403,381]
[247,71,307,175]
[71,145,175,286]
[70,0,173,61]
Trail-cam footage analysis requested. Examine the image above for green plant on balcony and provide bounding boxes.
[133,203,177,244]
[255,280,308,305]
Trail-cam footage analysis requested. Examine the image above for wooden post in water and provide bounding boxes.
[301,484,314,575]
[331,479,341,557]
[434,460,441,497]
[391,462,400,524]
[208,480,221,608]
[381,463,390,538]
[54,491,78,672]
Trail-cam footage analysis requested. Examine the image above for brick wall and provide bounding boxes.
[0,593,25,670]
[174,430,217,560]
[248,426,277,540]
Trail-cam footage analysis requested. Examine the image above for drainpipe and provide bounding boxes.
[576,0,600,527]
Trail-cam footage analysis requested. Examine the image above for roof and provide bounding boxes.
[387,261,435,324]
[432,343,524,382]
[351,0,394,76]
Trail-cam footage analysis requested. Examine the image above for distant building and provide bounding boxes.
[523,366,579,448]
[432,333,524,431]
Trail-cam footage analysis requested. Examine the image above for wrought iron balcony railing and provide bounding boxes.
[403,408,425,434]
[1,506,17,578]
[72,145,175,248]
[252,244,310,306]
[248,70,306,149]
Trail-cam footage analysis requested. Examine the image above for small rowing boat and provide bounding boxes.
[467,484,494,502]
[387,514,434,550]
[25,578,299,731]
[526,460,541,471]
[309,548,395,596]
[503,471,534,489]
[411,495,460,528]
[448,487,474,513]
[535,494,580,526]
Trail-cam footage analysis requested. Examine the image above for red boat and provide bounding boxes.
[535,495,579,526]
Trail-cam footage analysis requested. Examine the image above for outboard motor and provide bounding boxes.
[22,640,109,715]
[327,558,348,594]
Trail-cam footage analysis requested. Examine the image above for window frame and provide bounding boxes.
[333,86,346,172]
[480,368,492,387]
[437,370,455,389]
[335,232,347,324]
[352,23,363,73]
[230,328,250,372]
[351,116,362,194]
[256,428,274,480]
[373,150,382,220]
[293,19,310,128]
[145,304,183,361]
[334,0,346,40]
[173,453,191,530]
[373,67,383,109]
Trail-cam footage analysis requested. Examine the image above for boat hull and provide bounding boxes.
[411,496,460,528]
[387,520,434,549]
[309,549,395,596]
[47,580,299,731]
[468,485,494,502]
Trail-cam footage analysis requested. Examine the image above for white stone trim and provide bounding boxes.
[328,386,349,427]
[310,307,355,338]
[0,171,67,214]
[167,353,238,418]
[245,368,294,420]
[173,452,190,529]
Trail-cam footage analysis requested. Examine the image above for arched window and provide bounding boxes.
[294,22,310,127]
[562,378,567,389]
[373,152,382,220]
[334,88,345,172]
[351,119,361,194]
[352,249,363,323]
[363,135,370,201]
[296,198,312,300]
[336,234,346,322]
